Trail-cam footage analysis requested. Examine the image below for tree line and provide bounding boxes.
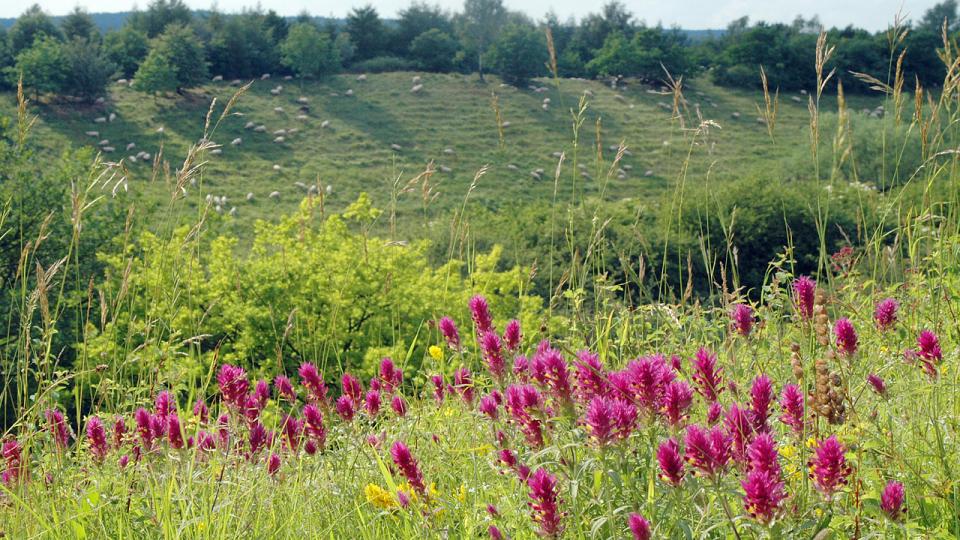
[0,0,958,100]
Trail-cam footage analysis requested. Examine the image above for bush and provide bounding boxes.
[350,55,416,73]
[486,23,546,85]
[409,29,458,72]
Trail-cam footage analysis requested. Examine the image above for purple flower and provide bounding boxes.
[527,467,563,537]
[364,390,381,416]
[479,394,499,420]
[335,396,356,422]
[391,395,408,417]
[503,319,522,351]
[281,415,302,451]
[706,401,723,424]
[746,433,780,477]
[691,348,723,403]
[379,358,403,394]
[628,512,651,540]
[439,316,461,350]
[274,375,296,401]
[573,351,607,404]
[809,435,851,498]
[917,330,942,363]
[488,525,504,540]
[622,355,674,418]
[86,417,108,462]
[874,298,899,330]
[880,480,905,520]
[742,470,785,524]
[2,439,25,486]
[724,404,755,466]
[430,374,445,404]
[866,374,887,396]
[469,295,494,335]
[302,404,326,450]
[584,396,617,446]
[217,364,249,408]
[112,416,126,449]
[531,345,574,404]
[749,374,774,433]
[167,414,184,449]
[778,384,805,436]
[390,441,426,496]
[248,422,268,455]
[134,408,155,449]
[267,453,281,476]
[661,380,693,427]
[192,399,209,424]
[341,373,363,403]
[45,408,72,450]
[731,303,754,336]
[793,276,816,320]
[481,331,507,381]
[154,391,175,419]
[684,424,730,478]
[834,318,858,356]
[657,438,685,486]
[454,367,475,405]
[253,379,270,410]
[298,362,327,403]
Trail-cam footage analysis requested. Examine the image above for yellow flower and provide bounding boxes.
[365,483,398,509]
[779,444,797,459]
[457,484,467,503]
[429,346,444,361]
[805,436,818,449]
[429,482,440,499]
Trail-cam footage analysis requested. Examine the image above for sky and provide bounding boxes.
[0,0,942,31]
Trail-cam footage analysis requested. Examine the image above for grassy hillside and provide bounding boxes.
[2,72,884,236]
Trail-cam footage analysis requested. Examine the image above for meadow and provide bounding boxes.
[0,30,958,540]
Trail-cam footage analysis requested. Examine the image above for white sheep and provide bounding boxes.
[542,103,549,111]
[272,164,282,171]
[530,171,542,180]
[440,165,452,173]
[229,207,237,216]
[356,74,367,81]
[246,192,254,201]
[109,112,117,122]
[94,117,107,123]
[230,79,242,86]
[128,156,138,163]
[287,128,299,135]
[269,191,281,199]
[644,170,654,177]
[283,75,292,81]
[390,144,402,151]
[126,142,136,150]
[501,121,511,128]
[294,181,307,190]
[261,73,271,80]
[98,139,110,146]
[325,185,332,194]
[85,131,99,137]
[273,129,287,136]
[412,75,421,84]
[297,96,309,104]
[116,79,127,85]
[95,97,105,105]
[274,106,284,113]
[231,138,242,146]
[443,148,454,155]
[244,121,256,129]
[101,146,115,152]
[307,185,318,194]
[321,120,331,129]
[551,151,562,158]
[410,84,423,93]
[210,148,222,155]
[141,153,152,160]
[254,125,267,132]
[273,136,285,143]
[296,114,309,121]
[156,126,165,133]
[205,194,213,203]
[212,75,223,82]
[506,164,518,170]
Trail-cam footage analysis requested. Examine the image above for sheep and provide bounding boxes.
[273,129,287,136]
[325,185,332,194]
[535,168,545,175]
[613,94,627,103]
[617,172,626,180]
[294,181,307,190]
[410,84,423,94]
[622,165,633,171]
[190,178,197,187]
[283,75,293,81]
[126,142,136,151]
[542,98,551,104]
[390,144,402,151]
[551,151,562,158]
[297,96,309,104]
[244,192,254,202]
[95,97,105,105]
[205,194,213,204]
[215,205,222,213]
[270,88,281,96]
[116,79,127,85]
[580,171,591,179]
[230,79,242,86]
[356,74,367,81]
[261,73,271,80]
[296,114,309,121]
[287,128,299,135]
[141,153,151,161]
[791,95,803,103]
[85,131,99,137]
[156,126,165,133]
[244,121,256,129]
[254,125,267,132]
[320,120,331,129]
[231,138,242,146]
[731,112,741,119]
[274,106,284,113]
[440,165,452,173]
[307,185,319,195]
[501,121,511,128]
[101,146,115,152]
[345,89,354,96]
[98,139,110,146]
[269,191,281,199]
[412,75,422,84]
[542,103,549,111]
[94,117,107,123]
[443,148,454,155]
[273,136,285,143]
[128,156,138,163]
[212,75,223,82]
[108,112,117,122]
[800,89,808,95]
[210,148,222,155]
[578,163,587,170]
[583,89,594,97]
[229,207,237,216]
[136,151,148,159]
[272,165,282,171]
[644,170,654,177]
[662,140,670,146]
[608,145,619,151]
[530,171,542,180]
[506,164,518,170]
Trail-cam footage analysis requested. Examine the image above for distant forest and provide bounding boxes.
[0,0,956,100]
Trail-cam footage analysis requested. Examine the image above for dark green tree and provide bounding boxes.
[104,25,149,78]
[62,39,115,100]
[487,23,546,85]
[458,0,507,81]
[61,7,101,43]
[8,35,66,98]
[208,11,281,79]
[9,5,63,56]
[133,47,178,95]
[919,0,958,31]
[136,24,208,92]
[346,6,387,61]
[130,0,192,38]
[409,29,459,72]
[280,23,340,79]
[396,3,453,52]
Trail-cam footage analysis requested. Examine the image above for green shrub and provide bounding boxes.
[350,55,416,73]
